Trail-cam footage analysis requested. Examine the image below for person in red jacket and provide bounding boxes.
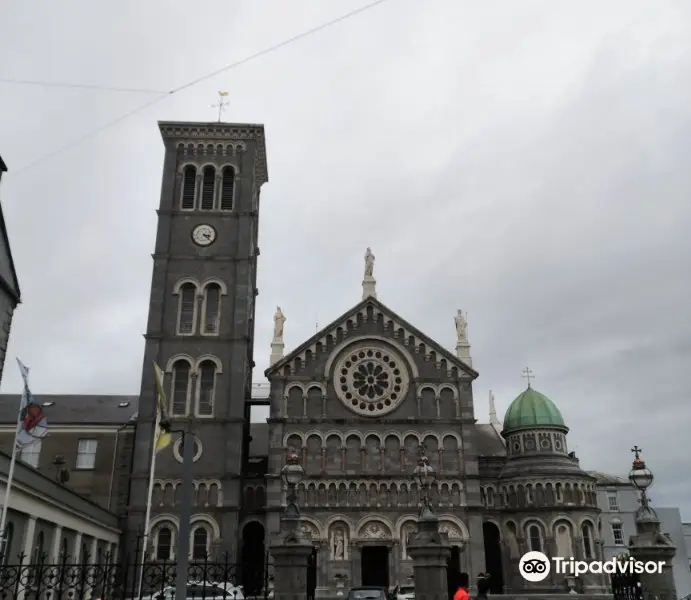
[453,583,469,600]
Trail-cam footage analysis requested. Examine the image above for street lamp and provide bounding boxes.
[413,452,436,519]
[281,452,305,538]
[628,445,654,508]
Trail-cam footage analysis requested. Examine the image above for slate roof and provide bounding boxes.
[0,394,139,425]
[475,423,506,457]
[586,471,631,486]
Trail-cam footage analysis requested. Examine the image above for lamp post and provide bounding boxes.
[280,452,305,540]
[628,445,654,508]
[413,451,436,519]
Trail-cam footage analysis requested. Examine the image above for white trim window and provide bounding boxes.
[607,491,619,511]
[195,360,217,417]
[155,525,175,561]
[19,439,42,468]
[191,525,210,560]
[611,523,625,545]
[76,439,98,469]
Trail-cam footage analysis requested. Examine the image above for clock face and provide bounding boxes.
[192,224,216,246]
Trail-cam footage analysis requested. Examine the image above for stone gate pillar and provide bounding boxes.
[407,513,451,600]
[271,529,314,600]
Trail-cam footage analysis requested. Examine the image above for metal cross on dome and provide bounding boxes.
[522,367,535,386]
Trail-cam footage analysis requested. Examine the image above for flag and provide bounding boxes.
[15,359,48,449]
[218,91,229,97]
[152,363,172,453]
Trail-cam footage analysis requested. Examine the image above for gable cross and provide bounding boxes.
[212,91,229,122]
[631,445,642,460]
[522,367,535,387]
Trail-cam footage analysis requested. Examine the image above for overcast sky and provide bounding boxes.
[0,0,689,518]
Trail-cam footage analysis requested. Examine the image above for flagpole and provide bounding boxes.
[0,366,28,559]
[137,432,159,598]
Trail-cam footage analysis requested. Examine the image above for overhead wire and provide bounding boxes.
[11,0,393,176]
[0,79,169,94]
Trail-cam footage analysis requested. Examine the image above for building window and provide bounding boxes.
[2,522,13,565]
[171,360,192,416]
[32,530,45,563]
[200,166,216,210]
[220,166,235,211]
[156,526,174,561]
[607,491,619,511]
[181,165,197,210]
[191,526,209,560]
[611,523,625,545]
[61,537,69,559]
[177,282,197,335]
[202,283,221,334]
[196,360,217,416]
[19,439,42,468]
[582,523,594,559]
[528,525,542,552]
[76,439,98,469]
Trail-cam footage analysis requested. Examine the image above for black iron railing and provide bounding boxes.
[0,552,271,599]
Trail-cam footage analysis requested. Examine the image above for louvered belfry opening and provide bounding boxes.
[201,165,216,210]
[221,166,235,210]
[181,165,197,209]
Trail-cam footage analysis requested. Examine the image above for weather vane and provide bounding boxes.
[212,91,229,122]
[522,367,535,386]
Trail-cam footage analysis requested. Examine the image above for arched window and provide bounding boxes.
[181,165,197,210]
[582,523,594,560]
[2,522,13,564]
[201,166,216,210]
[202,283,221,334]
[171,360,192,416]
[528,525,542,552]
[177,282,197,335]
[220,166,235,211]
[156,526,173,561]
[196,360,217,416]
[191,526,209,560]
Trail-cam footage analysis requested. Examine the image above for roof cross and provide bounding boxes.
[522,367,535,387]
[211,91,229,122]
[631,445,642,460]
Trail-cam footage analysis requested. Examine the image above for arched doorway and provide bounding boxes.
[446,546,462,600]
[241,522,266,596]
[482,522,504,594]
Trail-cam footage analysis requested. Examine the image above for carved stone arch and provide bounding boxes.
[355,516,394,539]
[437,514,469,540]
[282,431,306,446]
[417,383,438,396]
[195,354,223,373]
[198,161,218,173]
[173,278,201,294]
[284,382,306,396]
[190,514,221,540]
[239,516,266,532]
[324,514,355,537]
[548,515,578,531]
[440,431,462,445]
[482,518,503,540]
[304,429,326,443]
[298,516,324,540]
[363,431,385,445]
[394,515,418,539]
[438,384,459,399]
[421,431,442,445]
[520,517,548,534]
[150,513,180,530]
[578,516,598,530]
[343,430,365,444]
[165,354,195,372]
[200,278,228,295]
[306,381,327,395]
[176,161,199,174]
[323,335,420,379]
[383,430,403,443]
[324,430,345,445]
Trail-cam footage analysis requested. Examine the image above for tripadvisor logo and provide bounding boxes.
[519,551,665,582]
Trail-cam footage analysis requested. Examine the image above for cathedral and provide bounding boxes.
[124,120,608,597]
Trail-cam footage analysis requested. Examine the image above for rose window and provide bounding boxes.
[333,345,409,417]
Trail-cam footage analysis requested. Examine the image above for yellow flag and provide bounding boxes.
[153,363,172,452]
[218,91,229,97]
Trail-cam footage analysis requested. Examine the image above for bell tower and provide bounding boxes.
[127,121,268,558]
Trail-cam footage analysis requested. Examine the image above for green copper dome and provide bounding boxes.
[502,386,566,433]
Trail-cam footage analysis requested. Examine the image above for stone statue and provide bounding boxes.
[331,528,347,560]
[273,306,286,341]
[454,309,467,342]
[506,527,520,558]
[364,247,375,278]
[556,524,573,557]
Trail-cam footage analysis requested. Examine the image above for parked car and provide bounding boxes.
[145,583,239,599]
[394,584,415,600]
[347,586,392,600]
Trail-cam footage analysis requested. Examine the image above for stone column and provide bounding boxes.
[271,524,314,600]
[629,507,677,600]
[407,514,451,600]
